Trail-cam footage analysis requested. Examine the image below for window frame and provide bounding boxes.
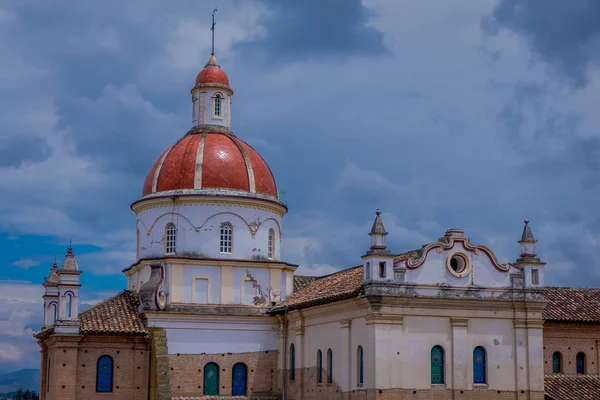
[317,350,323,384]
[576,352,586,374]
[96,355,114,393]
[165,222,177,255]
[327,348,333,384]
[65,293,73,318]
[268,228,275,259]
[357,345,364,386]
[431,345,445,384]
[220,222,233,254]
[290,344,296,381]
[473,346,487,384]
[213,93,223,118]
[552,351,562,374]
[379,261,386,278]
[531,268,539,285]
[203,362,220,395]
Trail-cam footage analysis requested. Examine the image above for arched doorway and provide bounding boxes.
[232,362,247,396]
[203,362,219,395]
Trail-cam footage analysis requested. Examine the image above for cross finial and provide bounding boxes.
[69,238,72,249]
[211,7,218,55]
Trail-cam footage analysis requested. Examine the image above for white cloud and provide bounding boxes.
[0,343,22,362]
[10,259,40,270]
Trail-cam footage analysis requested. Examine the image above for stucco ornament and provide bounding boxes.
[248,217,262,236]
[139,262,167,311]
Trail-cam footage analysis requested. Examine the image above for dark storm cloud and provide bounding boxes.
[482,0,600,88]
[233,0,387,63]
[0,136,50,168]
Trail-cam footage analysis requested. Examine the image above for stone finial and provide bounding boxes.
[369,209,388,236]
[520,219,536,243]
[60,247,79,271]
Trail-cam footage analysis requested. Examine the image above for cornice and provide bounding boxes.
[125,257,298,273]
[131,194,287,216]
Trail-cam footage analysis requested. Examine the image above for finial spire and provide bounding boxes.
[211,7,218,55]
[520,219,536,243]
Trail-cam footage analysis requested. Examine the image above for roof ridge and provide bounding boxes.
[312,265,362,280]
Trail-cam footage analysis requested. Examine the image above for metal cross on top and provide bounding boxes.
[211,7,218,55]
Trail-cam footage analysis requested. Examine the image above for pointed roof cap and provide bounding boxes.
[369,209,388,236]
[520,219,536,243]
[61,247,79,271]
[195,53,230,87]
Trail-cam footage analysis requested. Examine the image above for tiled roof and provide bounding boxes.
[545,374,600,399]
[79,291,147,335]
[544,287,600,323]
[272,266,364,312]
[293,275,318,291]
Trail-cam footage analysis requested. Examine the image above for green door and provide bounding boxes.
[431,346,444,384]
[203,362,219,395]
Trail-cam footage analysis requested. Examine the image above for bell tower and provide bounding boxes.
[362,209,395,282]
[54,247,82,334]
[514,219,546,288]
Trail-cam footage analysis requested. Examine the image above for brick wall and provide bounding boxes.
[543,322,600,375]
[40,334,150,400]
[167,350,280,398]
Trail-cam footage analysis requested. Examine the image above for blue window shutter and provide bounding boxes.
[473,347,486,384]
[96,355,113,392]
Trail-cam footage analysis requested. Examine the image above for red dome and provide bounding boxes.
[195,54,230,87]
[142,132,278,200]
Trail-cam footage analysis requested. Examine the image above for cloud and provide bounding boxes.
[482,0,600,88]
[232,0,387,64]
[10,259,40,270]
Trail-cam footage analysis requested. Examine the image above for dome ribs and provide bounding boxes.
[239,141,278,198]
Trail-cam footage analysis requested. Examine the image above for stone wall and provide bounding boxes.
[168,350,280,398]
[543,322,600,375]
[285,366,543,400]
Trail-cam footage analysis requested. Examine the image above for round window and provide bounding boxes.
[447,253,470,277]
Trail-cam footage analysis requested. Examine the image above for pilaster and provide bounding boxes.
[451,318,469,391]
[339,320,352,391]
[295,320,305,395]
[366,313,404,389]
[526,320,544,392]
[514,319,529,392]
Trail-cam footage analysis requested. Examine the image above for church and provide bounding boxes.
[35,49,600,400]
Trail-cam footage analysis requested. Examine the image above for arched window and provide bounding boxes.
[576,352,586,374]
[268,229,275,259]
[473,346,486,384]
[214,94,222,117]
[220,222,233,253]
[65,293,72,318]
[96,355,113,392]
[290,344,296,381]
[327,349,333,384]
[552,352,562,374]
[49,303,57,324]
[232,363,247,396]
[165,223,177,254]
[357,345,364,385]
[431,345,444,384]
[203,362,220,395]
[317,350,323,384]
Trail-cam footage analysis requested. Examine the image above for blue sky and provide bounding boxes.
[2,0,600,373]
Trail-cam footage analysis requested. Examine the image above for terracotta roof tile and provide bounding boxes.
[544,287,600,323]
[79,291,147,335]
[545,374,600,399]
[272,266,364,312]
[293,275,318,292]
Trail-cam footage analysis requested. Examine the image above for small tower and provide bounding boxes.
[514,219,546,288]
[54,247,82,334]
[362,209,395,282]
[42,260,60,328]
